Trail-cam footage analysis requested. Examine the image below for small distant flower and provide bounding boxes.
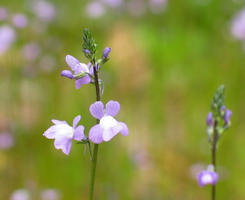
[0,25,16,55]
[198,169,219,187]
[0,7,7,21]
[231,9,245,40]
[32,0,56,22]
[12,14,28,28]
[22,43,40,61]
[127,0,146,17]
[0,132,14,150]
[61,55,92,89]
[10,189,30,200]
[89,100,128,144]
[102,47,111,59]
[86,1,105,19]
[40,189,61,200]
[149,0,167,14]
[206,112,213,127]
[224,109,232,125]
[102,0,123,8]
[43,115,85,155]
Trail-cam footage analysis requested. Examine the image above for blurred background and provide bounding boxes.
[1,0,245,199]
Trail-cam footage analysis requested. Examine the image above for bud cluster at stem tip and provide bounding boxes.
[206,85,232,143]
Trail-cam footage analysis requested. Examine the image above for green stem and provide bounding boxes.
[89,144,99,200]
[89,64,101,200]
[211,120,218,200]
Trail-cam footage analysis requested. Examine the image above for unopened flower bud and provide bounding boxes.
[224,109,232,125]
[103,47,111,59]
[61,70,73,79]
[84,49,91,55]
[206,112,213,127]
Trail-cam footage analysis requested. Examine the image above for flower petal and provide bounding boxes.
[89,101,104,119]
[75,75,91,89]
[66,55,80,71]
[51,120,68,125]
[73,115,81,128]
[43,125,56,139]
[74,63,89,74]
[105,100,120,117]
[102,123,122,142]
[89,124,103,144]
[118,122,129,136]
[73,125,85,141]
[54,136,72,155]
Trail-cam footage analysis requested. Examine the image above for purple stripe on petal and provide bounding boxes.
[54,136,72,155]
[43,125,56,139]
[89,101,104,119]
[105,100,120,117]
[66,55,80,71]
[89,124,103,144]
[73,125,85,141]
[75,75,91,89]
[73,115,81,128]
[118,122,129,136]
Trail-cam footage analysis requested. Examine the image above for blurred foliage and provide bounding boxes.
[1,0,245,199]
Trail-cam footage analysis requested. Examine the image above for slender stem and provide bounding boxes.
[89,64,101,200]
[211,120,218,200]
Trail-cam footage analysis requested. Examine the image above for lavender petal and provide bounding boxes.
[75,75,91,89]
[89,101,104,119]
[118,122,129,136]
[73,125,85,141]
[43,126,56,139]
[54,136,72,155]
[105,100,120,117]
[73,115,81,128]
[89,124,103,144]
[65,55,80,71]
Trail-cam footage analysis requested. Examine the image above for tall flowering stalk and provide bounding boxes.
[198,85,232,200]
[43,29,128,200]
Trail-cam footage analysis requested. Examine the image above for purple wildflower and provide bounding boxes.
[224,109,232,125]
[22,43,40,61]
[89,101,128,144]
[127,0,146,17]
[10,189,30,200]
[206,112,213,127]
[149,0,167,14]
[0,132,14,150]
[0,25,16,55]
[86,2,105,19]
[12,14,28,28]
[62,55,92,89]
[43,115,85,155]
[103,47,111,59]
[40,189,61,200]
[102,0,123,8]
[231,9,245,40]
[0,7,7,21]
[32,0,56,22]
[198,169,219,187]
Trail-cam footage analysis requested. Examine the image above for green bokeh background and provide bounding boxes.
[1,0,245,199]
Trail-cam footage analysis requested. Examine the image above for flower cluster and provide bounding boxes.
[197,85,232,187]
[43,29,128,155]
